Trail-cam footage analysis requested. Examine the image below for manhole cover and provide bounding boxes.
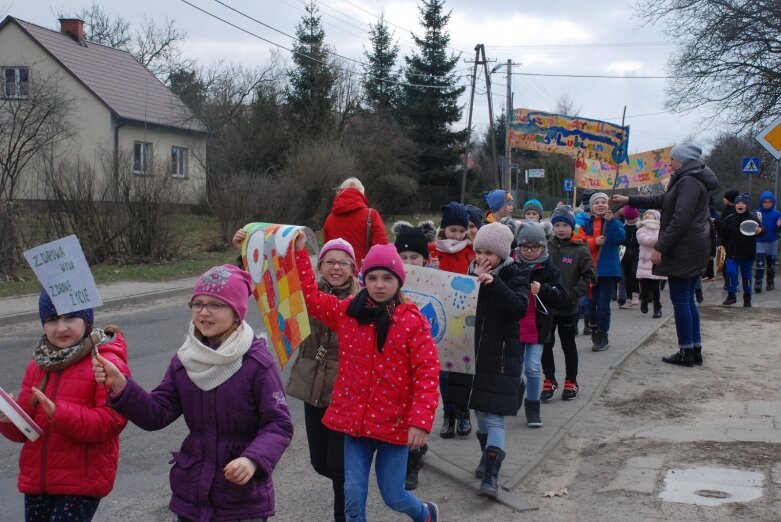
[695,489,731,499]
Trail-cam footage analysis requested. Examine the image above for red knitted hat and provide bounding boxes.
[192,265,253,321]
[361,244,406,285]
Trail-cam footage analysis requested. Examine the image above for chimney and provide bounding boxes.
[59,18,85,43]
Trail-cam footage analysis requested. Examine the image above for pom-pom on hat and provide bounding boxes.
[392,221,430,259]
[484,189,512,213]
[464,204,483,229]
[39,289,94,326]
[589,192,609,209]
[440,201,469,229]
[623,206,640,220]
[361,244,406,285]
[192,264,253,321]
[523,199,544,217]
[550,205,576,228]
[735,193,751,206]
[473,222,514,260]
[670,142,703,163]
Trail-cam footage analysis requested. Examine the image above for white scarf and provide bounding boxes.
[640,219,660,230]
[177,321,255,391]
[434,238,469,254]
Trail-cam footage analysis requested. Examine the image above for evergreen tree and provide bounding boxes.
[363,15,400,114]
[402,0,465,187]
[287,1,336,138]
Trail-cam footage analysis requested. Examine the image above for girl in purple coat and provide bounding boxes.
[93,265,293,522]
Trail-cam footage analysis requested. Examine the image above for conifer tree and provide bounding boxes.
[363,15,400,114]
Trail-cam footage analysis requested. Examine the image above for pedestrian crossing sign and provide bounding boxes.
[742,157,761,174]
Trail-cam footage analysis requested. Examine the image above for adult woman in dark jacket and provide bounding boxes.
[612,143,718,367]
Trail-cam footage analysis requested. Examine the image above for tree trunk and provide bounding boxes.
[0,200,16,277]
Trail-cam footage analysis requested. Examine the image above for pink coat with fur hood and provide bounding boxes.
[636,221,667,280]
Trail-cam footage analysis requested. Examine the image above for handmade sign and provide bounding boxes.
[241,223,317,368]
[575,147,674,189]
[0,386,43,441]
[509,108,630,165]
[403,264,479,374]
[23,235,103,315]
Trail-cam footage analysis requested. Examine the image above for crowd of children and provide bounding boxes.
[3,175,780,521]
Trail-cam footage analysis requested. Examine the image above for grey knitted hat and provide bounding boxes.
[670,142,702,163]
[473,222,514,260]
[589,192,609,209]
[516,220,548,247]
[550,205,576,228]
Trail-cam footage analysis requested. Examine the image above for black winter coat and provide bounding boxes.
[629,160,719,278]
[720,211,760,261]
[548,237,596,316]
[449,260,530,417]
[519,258,567,345]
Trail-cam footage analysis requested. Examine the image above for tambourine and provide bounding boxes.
[739,220,759,236]
[715,245,726,273]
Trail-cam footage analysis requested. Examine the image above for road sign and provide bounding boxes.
[563,178,574,192]
[742,157,761,175]
[528,168,545,178]
[756,115,781,160]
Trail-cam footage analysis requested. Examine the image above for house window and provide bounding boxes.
[170,146,188,178]
[133,141,153,174]
[1,67,29,98]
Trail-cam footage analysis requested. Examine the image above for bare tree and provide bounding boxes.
[555,94,580,117]
[0,72,75,276]
[635,0,781,131]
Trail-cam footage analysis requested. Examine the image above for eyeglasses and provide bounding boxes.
[322,260,352,269]
[188,301,231,313]
[520,244,544,252]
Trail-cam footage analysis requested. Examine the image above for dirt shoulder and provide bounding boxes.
[513,303,781,521]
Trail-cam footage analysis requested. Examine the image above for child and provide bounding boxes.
[293,240,441,522]
[636,210,666,318]
[393,221,437,268]
[0,290,130,521]
[619,206,641,309]
[575,192,626,351]
[720,193,762,307]
[449,222,530,499]
[94,265,293,522]
[523,199,544,221]
[542,206,595,402]
[483,189,515,224]
[515,220,566,427]
[428,202,474,439]
[464,204,483,245]
[754,190,781,292]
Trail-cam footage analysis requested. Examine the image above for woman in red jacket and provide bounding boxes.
[294,237,441,522]
[0,290,130,522]
[323,178,388,265]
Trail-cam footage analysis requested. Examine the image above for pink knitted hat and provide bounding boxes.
[319,238,358,274]
[361,244,406,285]
[623,206,640,220]
[192,264,253,321]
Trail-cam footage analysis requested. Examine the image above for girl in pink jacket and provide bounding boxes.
[636,210,667,318]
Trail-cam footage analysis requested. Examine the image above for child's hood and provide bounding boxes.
[95,327,129,364]
[759,190,776,209]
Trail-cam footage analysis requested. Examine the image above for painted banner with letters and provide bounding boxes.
[575,146,673,189]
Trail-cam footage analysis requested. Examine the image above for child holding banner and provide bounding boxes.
[0,290,130,521]
[93,265,293,522]
[294,237,441,522]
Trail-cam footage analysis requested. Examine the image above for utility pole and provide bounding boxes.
[504,59,512,192]
[460,44,498,202]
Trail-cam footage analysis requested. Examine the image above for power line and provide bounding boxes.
[516,71,679,79]
[485,41,673,50]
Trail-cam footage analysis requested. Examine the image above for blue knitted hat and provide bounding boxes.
[440,201,469,229]
[523,199,544,217]
[484,189,512,213]
[464,204,483,229]
[38,288,94,326]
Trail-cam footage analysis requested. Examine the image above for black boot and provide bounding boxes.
[767,279,775,291]
[722,293,737,305]
[640,299,648,314]
[439,413,455,439]
[456,410,472,437]
[478,446,506,499]
[652,306,662,319]
[744,294,752,307]
[693,346,703,366]
[405,444,427,490]
[662,349,694,367]
[474,432,488,478]
[754,284,762,294]
[524,399,542,428]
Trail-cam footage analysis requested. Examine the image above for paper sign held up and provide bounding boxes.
[23,235,102,315]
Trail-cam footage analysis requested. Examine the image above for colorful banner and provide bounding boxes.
[241,223,318,368]
[509,108,630,165]
[403,264,479,374]
[575,147,674,189]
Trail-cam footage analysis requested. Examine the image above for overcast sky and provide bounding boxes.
[12,0,722,153]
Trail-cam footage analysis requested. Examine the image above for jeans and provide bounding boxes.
[588,277,619,332]
[542,314,578,382]
[667,276,701,349]
[304,403,345,522]
[520,343,543,400]
[474,410,505,450]
[343,435,429,522]
[755,241,777,284]
[726,258,754,294]
[25,494,100,522]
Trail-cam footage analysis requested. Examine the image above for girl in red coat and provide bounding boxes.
[0,290,130,522]
[294,237,441,522]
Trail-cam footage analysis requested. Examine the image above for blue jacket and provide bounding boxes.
[756,191,781,244]
[576,215,626,277]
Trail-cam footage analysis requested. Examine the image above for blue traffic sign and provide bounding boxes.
[562,178,574,192]
[742,157,761,174]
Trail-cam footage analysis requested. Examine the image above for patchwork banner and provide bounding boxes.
[241,223,318,368]
[403,264,479,374]
[575,146,674,189]
[509,108,630,165]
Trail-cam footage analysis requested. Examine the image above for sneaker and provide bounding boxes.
[540,379,558,401]
[425,502,439,522]
[562,380,579,400]
[583,324,592,336]
[592,330,609,352]
[723,293,737,306]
